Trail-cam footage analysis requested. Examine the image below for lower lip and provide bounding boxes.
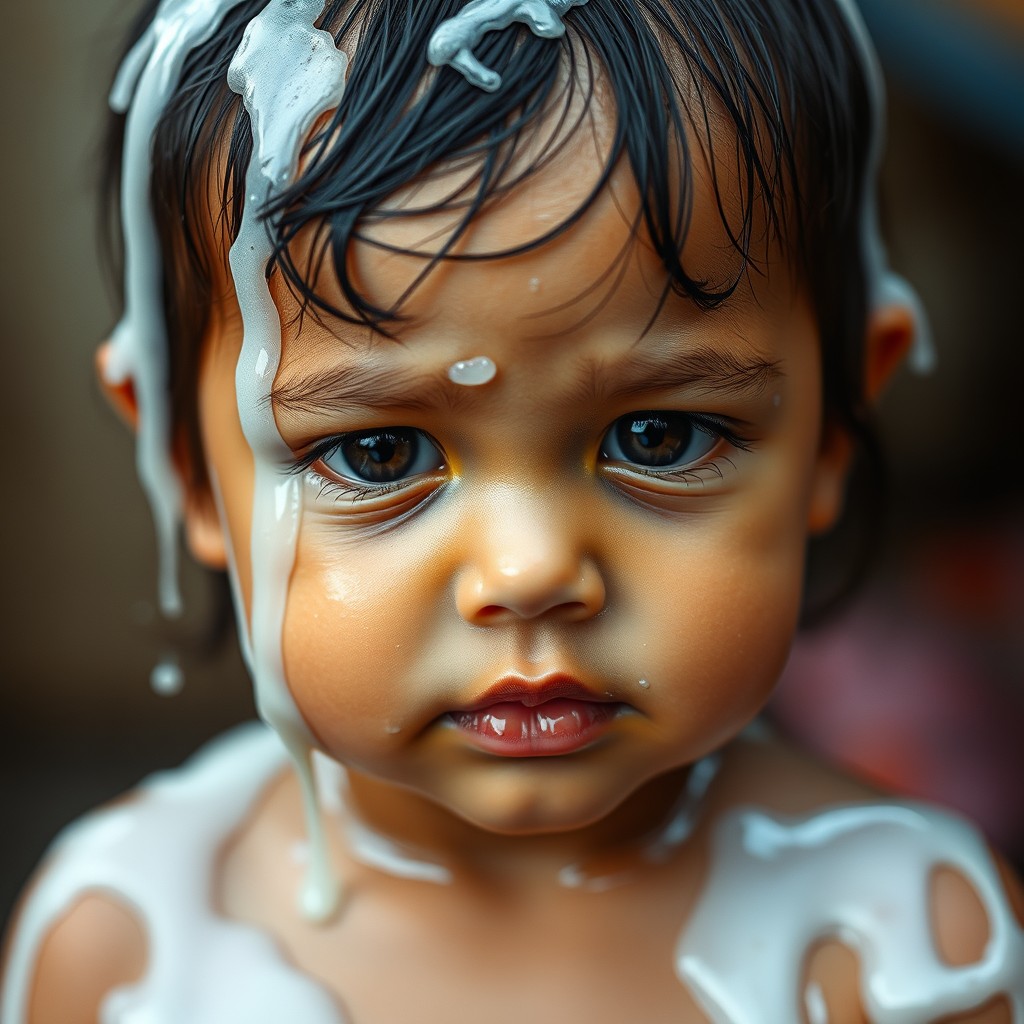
[446,699,623,757]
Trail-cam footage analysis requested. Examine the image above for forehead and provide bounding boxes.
[280,97,786,347]
[264,143,805,421]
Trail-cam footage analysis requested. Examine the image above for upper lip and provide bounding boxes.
[461,674,614,712]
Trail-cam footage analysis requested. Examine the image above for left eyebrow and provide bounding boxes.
[572,345,784,403]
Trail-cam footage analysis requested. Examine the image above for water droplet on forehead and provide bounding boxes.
[447,356,497,387]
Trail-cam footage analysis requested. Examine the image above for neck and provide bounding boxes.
[325,762,713,889]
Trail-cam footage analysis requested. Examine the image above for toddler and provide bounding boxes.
[2,0,1022,1021]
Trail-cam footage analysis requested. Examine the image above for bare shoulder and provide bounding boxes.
[929,854,1024,1023]
[1,724,290,1024]
[2,888,147,1024]
[697,729,1024,1023]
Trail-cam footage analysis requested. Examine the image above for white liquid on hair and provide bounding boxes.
[831,0,935,374]
[428,0,591,91]
[225,0,348,922]
[1,726,345,1023]
[677,803,1024,1023]
[105,0,255,616]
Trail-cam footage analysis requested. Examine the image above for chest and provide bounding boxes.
[233,869,711,1024]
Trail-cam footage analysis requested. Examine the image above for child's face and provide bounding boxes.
[193,139,848,837]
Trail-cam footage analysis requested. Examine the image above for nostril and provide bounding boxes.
[474,599,592,623]
[476,605,512,622]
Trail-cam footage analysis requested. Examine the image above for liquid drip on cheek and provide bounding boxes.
[226,0,348,923]
[676,803,1024,1023]
[1,727,345,1023]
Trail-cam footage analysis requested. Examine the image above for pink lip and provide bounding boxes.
[465,675,612,711]
[447,676,625,757]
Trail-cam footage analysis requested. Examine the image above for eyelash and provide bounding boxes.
[289,412,755,504]
[288,438,414,503]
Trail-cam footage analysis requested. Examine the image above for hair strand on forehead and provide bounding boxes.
[106,0,881,619]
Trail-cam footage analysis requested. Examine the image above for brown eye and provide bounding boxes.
[601,412,717,469]
[322,428,444,484]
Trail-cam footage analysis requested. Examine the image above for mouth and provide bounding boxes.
[445,675,627,757]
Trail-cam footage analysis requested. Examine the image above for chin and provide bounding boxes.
[442,765,643,836]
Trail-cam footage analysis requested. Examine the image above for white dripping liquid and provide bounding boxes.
[0,725,345,1024]
[558,752,722,893]
[427,0,591,92]
[831,0,935,374]
[103,0,256,618]
[9,0,1016,1020]
[224,0,348,922]
[677,803,1024,1023]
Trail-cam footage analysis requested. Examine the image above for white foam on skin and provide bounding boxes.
[104,0,259,618]
[677,803,1024,1023]
[1,725,345,1024]
[224,0,348,923]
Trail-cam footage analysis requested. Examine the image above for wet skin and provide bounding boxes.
[191,131,851,868]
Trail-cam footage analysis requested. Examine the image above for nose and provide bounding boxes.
[455,487,606,625]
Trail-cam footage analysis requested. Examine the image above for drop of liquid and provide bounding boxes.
[805,981,829,1024]
[528,277,541,293]
[447,356,497,386]
[638,678,650,689]
[150,658,184,697]
[385,724,401,735]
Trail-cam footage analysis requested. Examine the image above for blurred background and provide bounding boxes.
[1,0,1022,931]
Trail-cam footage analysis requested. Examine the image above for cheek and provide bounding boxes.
[279,515,452,755]
[621,504,807,741]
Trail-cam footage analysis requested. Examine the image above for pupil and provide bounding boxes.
[346,430,416,482]
[618,415,689,466]
[631,419,666,449]
[359,435,396,464]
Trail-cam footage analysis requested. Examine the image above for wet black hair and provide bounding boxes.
[103,0,882,619]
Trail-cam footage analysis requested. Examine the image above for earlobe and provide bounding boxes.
[95,342,139,430]
[807,422,853,536]
[184,490,229,570]
[865,302,915,401]
[806,302,915,536]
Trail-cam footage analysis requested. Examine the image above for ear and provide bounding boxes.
[806,421,853,536]
[96,340,229,570]
[864,301,915,402]
[183,490,229,570]
[806,302,915,535]
[95,341,138,429]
